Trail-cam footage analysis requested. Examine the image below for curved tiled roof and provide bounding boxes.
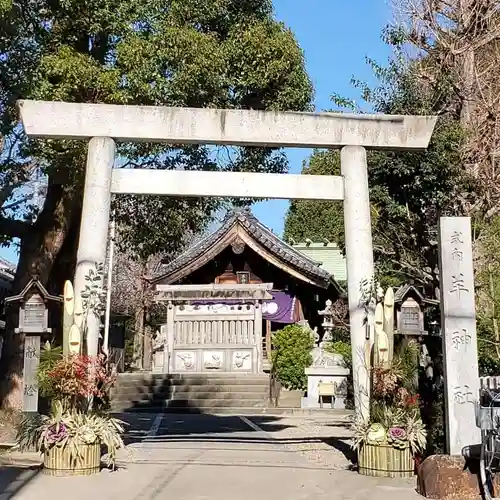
[152,208,343,292]
[394,283,439,305]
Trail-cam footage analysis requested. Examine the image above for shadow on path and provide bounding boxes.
[0,466,40,499]
[118,411,356,466]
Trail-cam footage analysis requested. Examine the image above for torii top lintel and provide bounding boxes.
[18,100,437,151]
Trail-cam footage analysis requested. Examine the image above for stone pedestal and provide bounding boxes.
[301,366,350,409]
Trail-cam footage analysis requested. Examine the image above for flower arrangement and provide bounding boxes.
[352,405,427,455]
[17,352,125,469]
[352,341,427,456]
[17,400,125,468]
[38,353,115,411]
[16,266,125,474]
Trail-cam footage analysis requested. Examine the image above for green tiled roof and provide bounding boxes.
[291,242,347,282]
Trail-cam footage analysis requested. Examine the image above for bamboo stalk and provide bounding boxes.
[63,280,75,357]
[358,443,414,478]
[43,443,101,476]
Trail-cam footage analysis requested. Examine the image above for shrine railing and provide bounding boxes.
[480,376,500,390]
[173,305,256,346]
[153,284,272,373]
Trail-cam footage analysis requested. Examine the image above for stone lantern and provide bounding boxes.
[5,277,62,412]
[318,299,335,344]
[301,299,350,410]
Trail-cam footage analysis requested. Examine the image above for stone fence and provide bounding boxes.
[479,376,500,390]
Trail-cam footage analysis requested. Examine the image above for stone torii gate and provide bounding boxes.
[18,100,436,420]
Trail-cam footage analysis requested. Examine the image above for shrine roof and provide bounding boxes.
[394,283,439,305]
[5,277,62,304]
[151,208,344,293]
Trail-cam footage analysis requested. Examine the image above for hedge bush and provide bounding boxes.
[325,339,354,409]
[271,324,313,391]
[325,340,352,368]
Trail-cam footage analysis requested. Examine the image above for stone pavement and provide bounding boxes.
[0,413,422,500]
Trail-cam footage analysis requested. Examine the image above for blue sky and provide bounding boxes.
[0,0,392,265]
[252,0,392,235]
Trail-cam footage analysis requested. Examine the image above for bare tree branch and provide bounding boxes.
[391,0,500,219]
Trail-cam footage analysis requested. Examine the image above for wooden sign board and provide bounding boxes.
[21,293,47,333]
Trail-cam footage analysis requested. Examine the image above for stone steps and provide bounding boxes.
[112,387,268,401]
[112,391,269,403]
[113,398,267,409]
[117,372,269,385]
[111,399,268,412]
[112,385,269,397]
[111,372,270,412]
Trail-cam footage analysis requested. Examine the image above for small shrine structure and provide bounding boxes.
[394,283,439,336]
[149,209,343,374]
[5,277,62,412]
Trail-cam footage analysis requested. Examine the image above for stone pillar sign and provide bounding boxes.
[438,217,480,454]
[23,334,41,412]
[6,278,62,413]
[16,292,46,413]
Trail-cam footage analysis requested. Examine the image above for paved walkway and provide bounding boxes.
[0,413,422,500]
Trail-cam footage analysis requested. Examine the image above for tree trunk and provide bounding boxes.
[143,321,152,371]
[133,304,144,370]
[0,179,82,409]
[459,47,476,128]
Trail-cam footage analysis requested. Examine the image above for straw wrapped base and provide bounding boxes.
[358,443,414,478]
[43,443,101,476]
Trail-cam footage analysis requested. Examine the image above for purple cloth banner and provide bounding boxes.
[261,291,296,324]
[191,291,298,324]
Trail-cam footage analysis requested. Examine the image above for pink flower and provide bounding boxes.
[45,423,68,444]
[388,427,407,440]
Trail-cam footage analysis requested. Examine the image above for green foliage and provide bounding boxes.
[426,382,446,455]
[397,340,420,393]
[477,316,500,375]
[0,0,313,259]
[284,34,468,289]
[0,0,11,14]
[284,151,343,243]
[37,342,63,399]
[475,216,500,372]
[271,324,313,391]
[325,340,351,368]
